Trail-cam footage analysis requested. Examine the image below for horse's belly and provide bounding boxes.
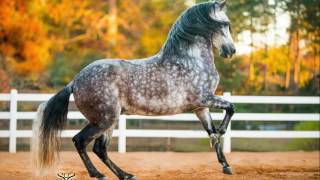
[123,92,189,115]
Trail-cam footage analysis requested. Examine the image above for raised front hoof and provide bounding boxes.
[124,174,136,180]
[223,166,232,175]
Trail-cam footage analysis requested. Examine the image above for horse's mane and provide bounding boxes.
[160,2,224,60]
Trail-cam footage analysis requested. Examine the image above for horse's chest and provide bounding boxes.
[187,68,220,94]
[207,71,220,91]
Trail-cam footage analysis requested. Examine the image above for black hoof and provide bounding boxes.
[223,166,232,175]
[90,172,105,179]
[97,177,107,180]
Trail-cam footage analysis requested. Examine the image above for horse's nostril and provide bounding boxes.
[221,45,228,52]
[231,48,236,54]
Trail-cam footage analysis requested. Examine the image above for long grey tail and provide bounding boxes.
[32,82,73,174]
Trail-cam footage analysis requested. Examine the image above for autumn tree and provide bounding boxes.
[0,0,51,90]
[280,0,319,94]
[0,0,318,95]
[45,0,187,88]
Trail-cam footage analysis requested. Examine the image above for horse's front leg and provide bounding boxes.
[195,108,232,175]
[201,93,235,135]
[194,108,219,146]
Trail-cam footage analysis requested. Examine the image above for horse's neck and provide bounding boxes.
[186,39,214,66]
[159,37,215,69]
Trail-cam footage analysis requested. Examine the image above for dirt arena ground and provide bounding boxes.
[0,151,319,180]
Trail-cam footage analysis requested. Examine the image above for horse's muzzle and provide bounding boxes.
[220,44,236,58]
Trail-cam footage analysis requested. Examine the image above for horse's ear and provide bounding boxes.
[218,0,226,10]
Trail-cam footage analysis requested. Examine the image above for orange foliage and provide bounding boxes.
[0,0,318,94]
[244,45,319,91]
[0,0,51,80]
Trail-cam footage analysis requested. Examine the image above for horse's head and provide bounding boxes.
[209,1,236,58]
[161,1,236,59]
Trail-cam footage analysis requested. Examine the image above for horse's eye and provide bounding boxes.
[219,22,229,27]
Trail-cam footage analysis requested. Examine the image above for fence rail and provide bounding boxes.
[0,89,319,153]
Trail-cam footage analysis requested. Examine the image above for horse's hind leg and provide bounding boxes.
[72,123,106,179]
[195,108,232,175]
[93,126,135,180]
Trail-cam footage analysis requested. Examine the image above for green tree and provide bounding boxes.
[289,121,320,151]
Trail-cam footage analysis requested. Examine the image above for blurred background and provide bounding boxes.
[0,0,319,152]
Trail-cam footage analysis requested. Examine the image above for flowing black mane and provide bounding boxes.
[161,2,224,58]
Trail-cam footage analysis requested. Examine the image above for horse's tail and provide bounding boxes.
[32,83,73,175]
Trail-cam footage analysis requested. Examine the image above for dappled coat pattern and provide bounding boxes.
[32,1,236,180]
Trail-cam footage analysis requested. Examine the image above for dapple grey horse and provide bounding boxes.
[32,1,236,179]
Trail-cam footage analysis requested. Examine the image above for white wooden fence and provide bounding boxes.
[0,89,319,153]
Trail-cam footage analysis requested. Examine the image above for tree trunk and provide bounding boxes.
[288,31,300,93]
[287,0,301,94]
[249,16,255,81]
[107,0,117,56]
[0,54,11,92]
[293,1,301,94]
[313,35,320,93]
[263,0,269,93]
[285,62,291,89]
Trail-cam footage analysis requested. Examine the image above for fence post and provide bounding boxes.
[118,115,126,153]
[223,92,231,153]
[9,89,18,153]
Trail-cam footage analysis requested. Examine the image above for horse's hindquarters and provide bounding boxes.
[72,61,124,125]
